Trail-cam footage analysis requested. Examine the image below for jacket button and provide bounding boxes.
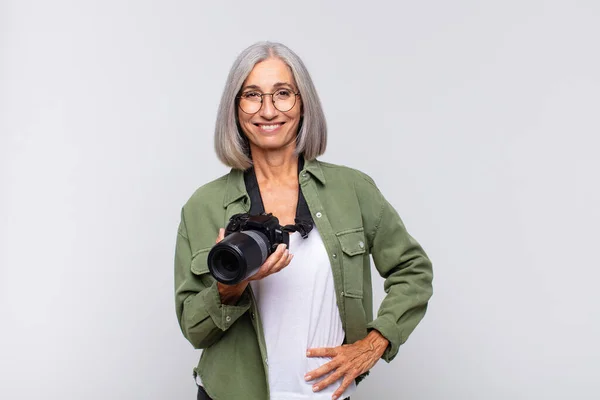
[251,312,255,320]
[359,241,364,249]
[315,212,322,218]
[332,253,337,259]
[225,316,231,322]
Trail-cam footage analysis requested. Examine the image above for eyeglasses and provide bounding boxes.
[237,88,300,114]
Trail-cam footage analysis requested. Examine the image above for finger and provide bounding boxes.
[263,243,288,273]
[215,228,225,243]
[247,244,286,281]
[271,248,293,273]
[306,347,338,358]
[311,368,344,393]
[305,358,339,381]
[285,250,294,265]
[332,374,357,400]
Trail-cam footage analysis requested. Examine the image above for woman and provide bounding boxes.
[174,42,433,400]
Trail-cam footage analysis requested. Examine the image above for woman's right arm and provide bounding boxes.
[174,211,252,349]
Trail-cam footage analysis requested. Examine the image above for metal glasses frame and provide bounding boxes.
[236,90,301,114]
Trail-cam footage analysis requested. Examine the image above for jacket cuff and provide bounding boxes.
[367,317,402,362]
[199,280,251,331]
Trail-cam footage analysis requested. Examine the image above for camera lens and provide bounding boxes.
[220,253,237,272]
[212,248,241,280]
[208,230,270,284]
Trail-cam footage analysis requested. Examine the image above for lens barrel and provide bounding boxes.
[207,230,270,284]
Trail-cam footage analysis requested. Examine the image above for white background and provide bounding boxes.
[1,1,599,399]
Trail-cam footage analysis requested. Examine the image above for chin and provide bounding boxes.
[249,133,297,153]
[256,140,291,152]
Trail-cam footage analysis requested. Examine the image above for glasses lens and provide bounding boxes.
[273,89,296,112]
[239,92,262,114]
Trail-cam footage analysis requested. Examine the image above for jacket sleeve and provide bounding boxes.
[174,208,252,349]
[360,176,434,362]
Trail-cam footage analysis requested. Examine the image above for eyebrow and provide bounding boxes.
[241,82,296,91]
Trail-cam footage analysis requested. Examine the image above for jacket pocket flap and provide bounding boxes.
[191,248,211,275]
[336,228,367,256]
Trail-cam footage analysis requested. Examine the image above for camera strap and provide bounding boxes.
[244,156,314,239]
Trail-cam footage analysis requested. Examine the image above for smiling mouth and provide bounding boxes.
[255,122,285,132]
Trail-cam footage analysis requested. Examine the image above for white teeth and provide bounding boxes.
[259,124,281,131]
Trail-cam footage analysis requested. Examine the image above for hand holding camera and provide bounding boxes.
[214,227,293,283]
[209,213,297,285]
[212,216,294,305]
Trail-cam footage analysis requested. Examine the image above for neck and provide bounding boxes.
[250,145,299,185]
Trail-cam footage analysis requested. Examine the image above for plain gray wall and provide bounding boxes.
[1,0,599,399]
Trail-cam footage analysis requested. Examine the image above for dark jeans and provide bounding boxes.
[197,385,350,399]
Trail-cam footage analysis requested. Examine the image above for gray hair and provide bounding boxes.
[214,42,327,170]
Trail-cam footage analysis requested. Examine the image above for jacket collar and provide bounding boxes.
[223,168,248,207]
[303,158,326,185]
[223,157,326,208]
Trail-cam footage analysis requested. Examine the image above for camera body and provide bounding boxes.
[207,213,290,285]
[224,213,289,250]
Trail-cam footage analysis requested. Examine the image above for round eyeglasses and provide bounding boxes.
[237,88,300,114]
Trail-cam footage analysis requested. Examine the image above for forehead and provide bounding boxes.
[243,58,296,88]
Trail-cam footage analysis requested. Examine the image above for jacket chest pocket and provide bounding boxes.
[336,228,367,299]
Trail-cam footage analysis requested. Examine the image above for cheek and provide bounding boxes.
[236,113,251,134]
[289,112,302,127]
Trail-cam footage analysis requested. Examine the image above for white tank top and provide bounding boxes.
[250,227,357,400]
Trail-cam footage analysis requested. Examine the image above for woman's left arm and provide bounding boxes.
[363,182,434,362]
[307,172,433,399]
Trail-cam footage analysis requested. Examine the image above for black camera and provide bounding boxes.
[207,213,290,285]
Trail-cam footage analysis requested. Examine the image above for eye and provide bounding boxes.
[242,91,261,99]
[275,89,292,99]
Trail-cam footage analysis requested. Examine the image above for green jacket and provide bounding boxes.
[174,159,433,400]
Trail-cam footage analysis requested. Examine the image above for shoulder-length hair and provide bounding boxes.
[214,41,327,170]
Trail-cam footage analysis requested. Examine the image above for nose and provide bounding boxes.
[258,94,277,119]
